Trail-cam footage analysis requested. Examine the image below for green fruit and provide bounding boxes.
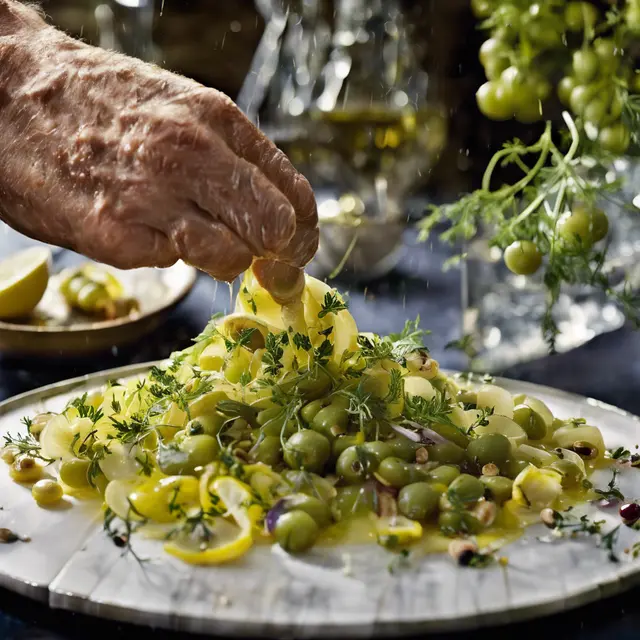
[476,81,513,121]
[426,465,461,486]
[331,484,375,521]
[480,475,514,504]
[274,510,319,553]
[466,433,511,467]
[283,430,331,473]
[376,457,414,488]
[427,442,466,465]
[512,404,547,440]
[448,474,485,506]
[504,240,543,275]
[398,482,440,520]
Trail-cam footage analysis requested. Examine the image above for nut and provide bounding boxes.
[481,463,499,477]
[415,447,429,464]
[540,507,557,528]
[448,539,478,565]
[473,500,497,527]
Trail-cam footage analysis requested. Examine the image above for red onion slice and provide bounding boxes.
[265,499,288,533]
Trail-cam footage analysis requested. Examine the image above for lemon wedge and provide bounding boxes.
[0,247,50,319]
[375,515,423,546]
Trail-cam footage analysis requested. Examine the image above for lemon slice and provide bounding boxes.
[211,476,263,528]
[0,247,50,319]
[164,517,253,565]
[375,515,423,546]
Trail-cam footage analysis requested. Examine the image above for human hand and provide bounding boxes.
[0,1,317,297]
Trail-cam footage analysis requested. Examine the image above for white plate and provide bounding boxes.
[1,364,640,637]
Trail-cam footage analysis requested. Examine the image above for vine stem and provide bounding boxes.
[481,121,552,193]
[507,112,579,231]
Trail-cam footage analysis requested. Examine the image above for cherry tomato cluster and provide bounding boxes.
[503,202,609,276]
[473,0,638,154]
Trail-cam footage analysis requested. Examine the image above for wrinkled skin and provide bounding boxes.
[0,1,317,300]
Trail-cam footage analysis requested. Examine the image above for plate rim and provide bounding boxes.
[0,262,197,336]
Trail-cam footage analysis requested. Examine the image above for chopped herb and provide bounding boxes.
[68,394,104,424]
[314,339,334,364]
[242,286,258,315]
[263,331,288,376]
[3,431,53,463]
[445,334,478,358]
[595,470,625,502]
[387,549,412,574]
[238,371,252,387]
[293,333,313,351]
[111,399,122,414]
[404,392,457,429]
[318,291,348,318]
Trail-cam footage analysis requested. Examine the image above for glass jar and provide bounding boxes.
[462,159,640,373]
[240,0,447,281]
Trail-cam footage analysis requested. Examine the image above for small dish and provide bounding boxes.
[0,261,196,357]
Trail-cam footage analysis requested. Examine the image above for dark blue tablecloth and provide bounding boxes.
[2,229,640,639]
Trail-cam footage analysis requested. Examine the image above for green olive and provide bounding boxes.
[426,465,461,486]
[376,457,414,488]
[559,204,609,248]
[59,458,91,489]
[159,435,218,475]
[398,482,440,520]
[274,510,319,553]
[252,435,282,467]
[312,405,349,439]
[504,240,543,276]
[296,369,332,399]
[186,413,226,437]
[301,399,325,424]
[428,442,466,465]
[504,458,530,479]
[512,404,547,440]
[480,475,514,504]
[259,408,296,438]
[385,436,420,462]
[332,435,363,460]
[283,430,331,473]
[284,493,332,528]
[447,474,485,506]
[76,282,109,312]
[257,407,283,426]
[181,435,219,472]
[331,485,375,521]
[549,459,583,487]
[438,511,482,536]
[362,441,393,465]
[429,423,469,449]
[336,446,376,484]
[466,433,511,468]
[32,479,64,506]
